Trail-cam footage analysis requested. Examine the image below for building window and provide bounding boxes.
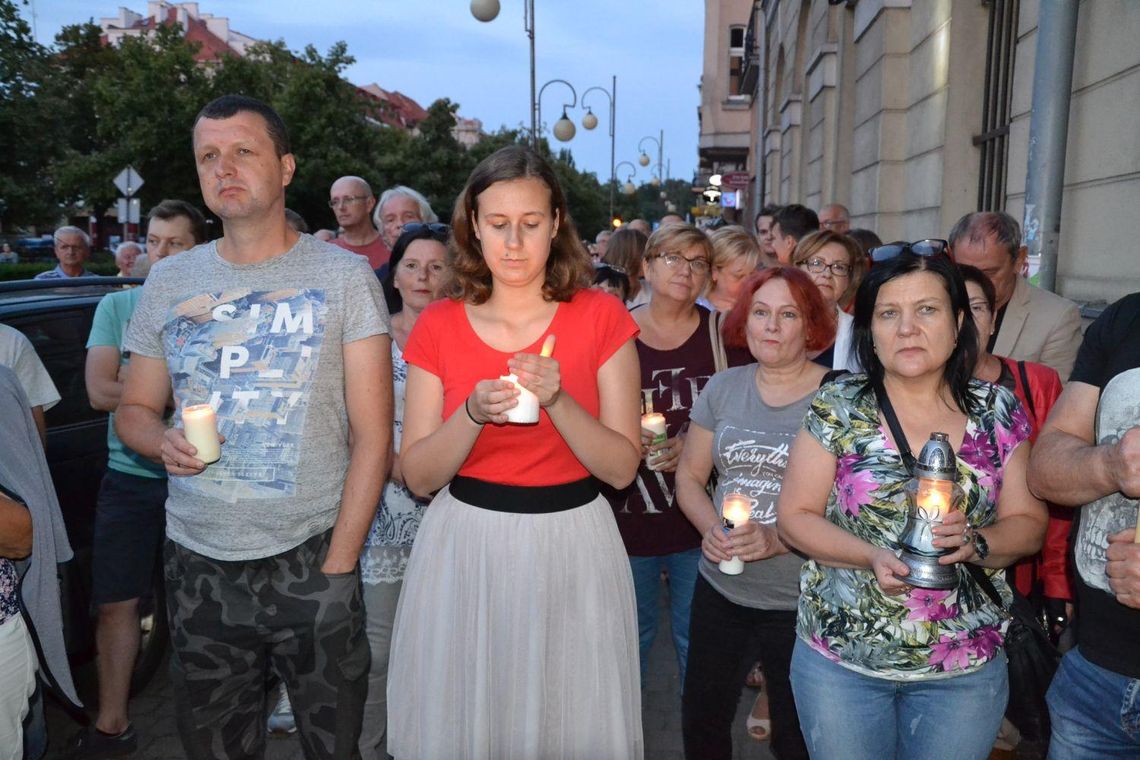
[728,25,746,98]
[974,0,1020,211]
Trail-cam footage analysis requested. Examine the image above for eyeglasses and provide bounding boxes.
[401,222,450,241]
[802,257,852,277]
[870,239,949,263]
[649,252,710,276]
[328,195,370,209]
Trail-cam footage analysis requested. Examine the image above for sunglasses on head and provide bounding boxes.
[870,239,949,263]
[401,222,450,239]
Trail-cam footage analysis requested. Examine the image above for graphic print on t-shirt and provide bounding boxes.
[163,288,327,503]
[1076,367,1140,592]
[716,424,793,524]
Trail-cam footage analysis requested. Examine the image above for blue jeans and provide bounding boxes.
[790,638,1007,760]
[1047,646,1140,758]
[628,548,701,686]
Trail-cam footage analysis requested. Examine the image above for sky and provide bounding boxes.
[23,0,703,185]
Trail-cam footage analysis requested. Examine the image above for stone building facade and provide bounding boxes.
[700,0,1140,301]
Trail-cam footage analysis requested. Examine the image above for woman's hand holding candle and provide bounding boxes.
[701,523,736,564]
[931,509,977,563]
[642,431,684,473]
[465,378,521,426]
[718,494,752,575]
[506,338,561,408]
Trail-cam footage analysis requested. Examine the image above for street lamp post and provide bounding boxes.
[615,161,638,197]
[581,75,617,219]
[537,79,579,143]
[471,0,537,146]
[638,130,665,186]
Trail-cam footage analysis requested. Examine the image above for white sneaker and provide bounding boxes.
[267,684,297,735]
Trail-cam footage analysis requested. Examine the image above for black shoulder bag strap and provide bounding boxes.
[1017,360,1038,422]
[876,385,917,476]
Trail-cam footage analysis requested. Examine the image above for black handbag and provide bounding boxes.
[876,383,1060,742]
[967,563,1060,742]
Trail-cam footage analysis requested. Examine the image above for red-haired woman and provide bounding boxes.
[675,267,835,760]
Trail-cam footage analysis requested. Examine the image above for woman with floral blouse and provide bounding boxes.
[776,252,1047,760]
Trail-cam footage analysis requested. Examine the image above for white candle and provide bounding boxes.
[642,412,667,469]
[182,404,221,464]
[1134,504,1140,544]
[719,494,751,575]
[500,374,540,424]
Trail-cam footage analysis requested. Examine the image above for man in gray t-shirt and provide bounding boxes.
[115,95,392,758]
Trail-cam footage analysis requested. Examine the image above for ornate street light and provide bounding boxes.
[581,76,617,218]
[537,79,578,143]
[638,131,665,186]
[616,161,637,196]
[469,0,500,22]
[471,0,537,146]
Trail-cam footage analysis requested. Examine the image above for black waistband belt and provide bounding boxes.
[449,475,600,514]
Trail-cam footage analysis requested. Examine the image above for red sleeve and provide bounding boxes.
[1024,360,1071,599]
[1038,505,1074,600]
[402,299,448,377]
[586,289,639,366]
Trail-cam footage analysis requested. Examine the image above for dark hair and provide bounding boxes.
[195,94,291,158]
[592,265,631,302]
[852,253,979,414]
[383,224,450,313]
[957,263,997,313]
[721,267,836,352]
[284,208,309,234]
[147,199,208,244]
[948,211,1021,261]
[448,145,591,304]
[846,228,883,261]
[772,203,820,242]
[754,204,781,230]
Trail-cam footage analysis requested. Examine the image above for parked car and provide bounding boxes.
[0,277,168,693]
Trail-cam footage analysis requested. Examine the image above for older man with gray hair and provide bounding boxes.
[374,185,438,251]
[34,226,94,279]
[113,241,143,277]
[818,203,851,234]
[949,210,1083,379]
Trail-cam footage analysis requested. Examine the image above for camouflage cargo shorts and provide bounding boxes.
[164,529,369,760]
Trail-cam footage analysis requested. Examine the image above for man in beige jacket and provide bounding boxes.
[950,211,1083,380]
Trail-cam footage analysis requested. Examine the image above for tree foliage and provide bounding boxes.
[0,0,687,241]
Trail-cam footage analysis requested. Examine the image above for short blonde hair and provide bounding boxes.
[791,230,866,308]
[708,226,761,272]
[644,223,713,272]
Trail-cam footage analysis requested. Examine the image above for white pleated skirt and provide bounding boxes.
[387,486,644,760]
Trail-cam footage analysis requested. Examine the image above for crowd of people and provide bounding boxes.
[1,92,1139,760]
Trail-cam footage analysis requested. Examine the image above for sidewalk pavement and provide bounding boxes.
[46,578,775,759]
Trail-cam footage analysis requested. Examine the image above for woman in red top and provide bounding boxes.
[961,265,1072,613]
[387,146,644,759]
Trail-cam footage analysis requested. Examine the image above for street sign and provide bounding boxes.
[113,166,145,197]
[721,171,750,188]
[116,197,141,225]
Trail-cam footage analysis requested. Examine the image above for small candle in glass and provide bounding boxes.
[641,412,667,469]
[181,404,221,464]
[719,493,751,575]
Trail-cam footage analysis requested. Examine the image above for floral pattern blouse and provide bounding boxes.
[360,340,428,585]
[797,375,1031,680]
[0,559,18,625]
